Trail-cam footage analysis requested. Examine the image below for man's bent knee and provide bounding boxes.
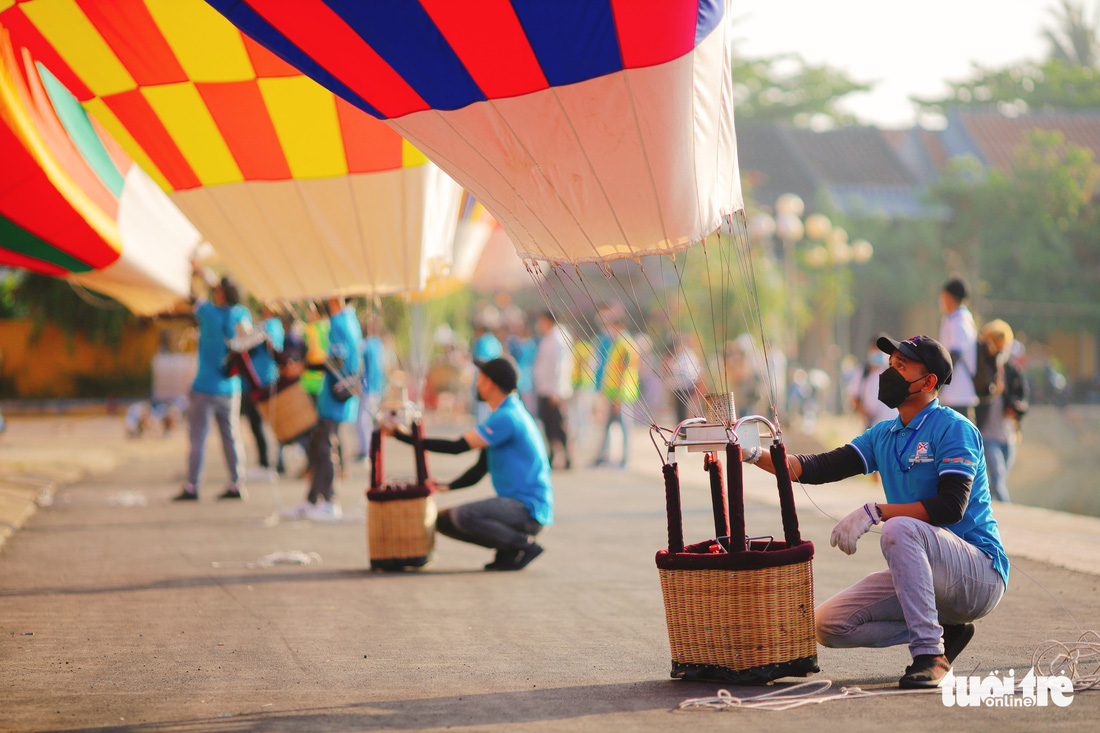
[879,515,927,553]
[436,509,462,540]
[815,600,856,648]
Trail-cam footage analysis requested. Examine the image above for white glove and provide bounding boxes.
[830,503,881,555]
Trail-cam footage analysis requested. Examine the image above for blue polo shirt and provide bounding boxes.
[850,399,1008,587]
[361,335,386,396]
[475,393,554,526]
[251,316,285,387]
[192,300,251,396]
[317,306,362,423]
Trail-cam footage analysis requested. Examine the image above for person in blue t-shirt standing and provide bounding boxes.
[354,313,387,463]
[743,334,1006,690]
[471,310,503,424]
[385,357,552,571]
[240,303,286,477]
[284,296,362,521]
[174,269,252,502]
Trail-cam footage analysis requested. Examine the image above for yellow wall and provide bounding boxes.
[0,319,164,398]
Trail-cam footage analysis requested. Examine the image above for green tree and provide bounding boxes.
[731,54,872,127]
[13,272,135,344]
[932,130,1100,333]
[913,60,1100,116]
[915,1,1100,116]
[1045,0,1100,67]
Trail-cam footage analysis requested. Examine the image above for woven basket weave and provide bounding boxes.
[367,491,436,569]
[659,555,815,676]
[256,380,318,444]
[656,441,818,684]
[366,422,436,571]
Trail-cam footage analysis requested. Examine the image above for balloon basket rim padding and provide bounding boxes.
[656,441,819,684]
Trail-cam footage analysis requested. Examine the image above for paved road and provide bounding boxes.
[1,415,1098,731]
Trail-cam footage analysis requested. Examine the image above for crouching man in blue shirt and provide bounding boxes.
[744,335,1007,689]
[386,357,553,571]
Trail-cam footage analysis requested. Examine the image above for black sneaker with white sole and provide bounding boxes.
[899,654,953,689]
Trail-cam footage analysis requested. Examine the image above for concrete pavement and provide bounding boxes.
[1,413,1098,731]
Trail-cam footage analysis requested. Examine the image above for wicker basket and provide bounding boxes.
[367,485,436,570]
[366,422,436,571]
[655,441,819,684]
[255,379,318,444]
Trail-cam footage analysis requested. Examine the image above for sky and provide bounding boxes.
[732,0,1061,128]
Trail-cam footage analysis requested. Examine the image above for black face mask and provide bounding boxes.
[877,367,925,409]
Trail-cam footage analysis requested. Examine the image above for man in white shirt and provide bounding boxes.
[938,278,978,421]
[532,311,574,470]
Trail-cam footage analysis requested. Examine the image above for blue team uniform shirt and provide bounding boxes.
[473,332,503,361]
[475,393,554,526]
[317,307,363,423]
[192,300,251,396]
[361,335,386,396]
[849,399,1009,587]
[508,336,537,395]
[251,316,285,387]
[593,332,614,389]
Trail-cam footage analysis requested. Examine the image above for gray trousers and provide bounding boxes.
[308,418,340,504]
[442,497,542,551]
[187,390,244,489]
[816,516,1004,657]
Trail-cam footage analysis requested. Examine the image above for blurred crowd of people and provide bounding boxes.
[142,266,1058,518]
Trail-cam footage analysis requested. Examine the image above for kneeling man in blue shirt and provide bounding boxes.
[744,335,1007,689]
[388,357,553,571]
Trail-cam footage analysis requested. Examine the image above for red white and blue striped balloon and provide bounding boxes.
[208,0,744,264]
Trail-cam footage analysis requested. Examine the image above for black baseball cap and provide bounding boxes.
[877,334,953,387]
[475,357,518,393]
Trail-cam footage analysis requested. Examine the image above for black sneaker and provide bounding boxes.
[217,486,246,500]
[484,549,522,570]
[491,543,544,572]
[899,654,952,689]
[172,487,198,502]
[943,623,975,663]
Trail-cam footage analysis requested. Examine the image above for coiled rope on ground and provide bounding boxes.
[678,632,1100,711]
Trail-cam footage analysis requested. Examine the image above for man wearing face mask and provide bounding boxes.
[742,334,1006,690]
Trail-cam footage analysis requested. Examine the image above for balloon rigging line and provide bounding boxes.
[606,261,706,426]
[663,249,722,399]
[534,262,666,428]
[725,212,783,427]
[701,239,723,399]
[529,264,610,404]
[716,229,731,395]
[619,258,705,423]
